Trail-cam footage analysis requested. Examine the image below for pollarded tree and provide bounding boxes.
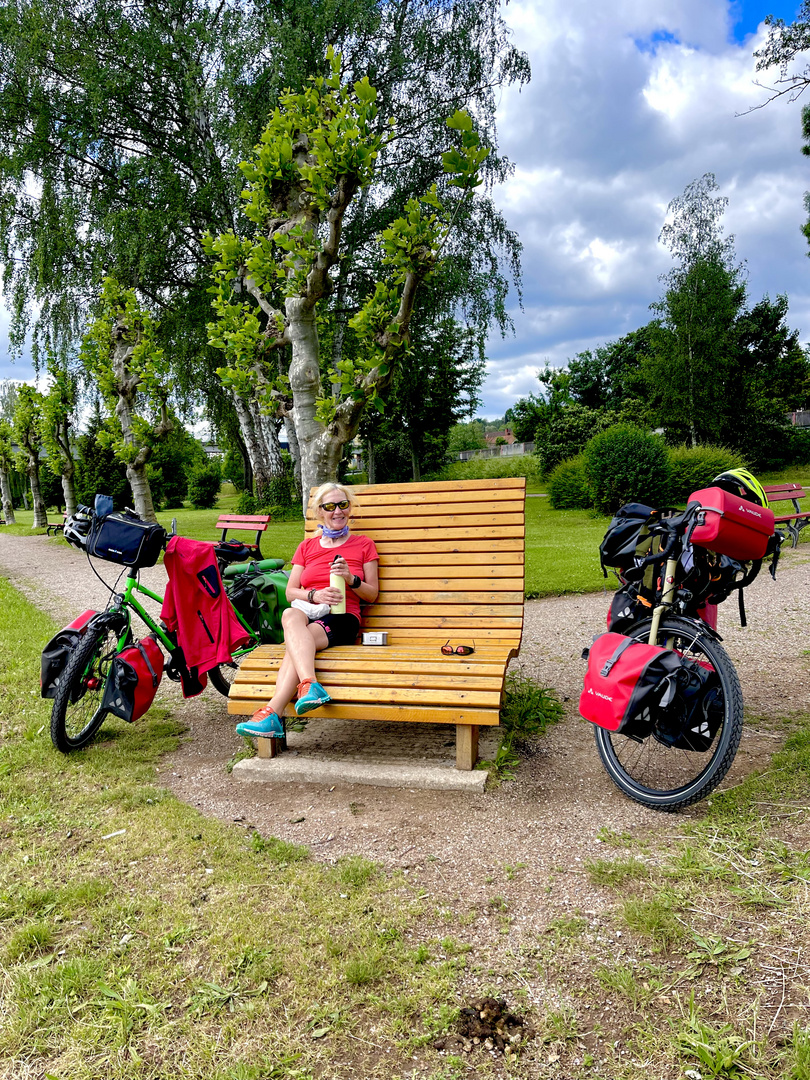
[12,384,48,527]
[206,53,489,503]
[80,278,174,522]
[41,363,79,516]
[0,419,17,522]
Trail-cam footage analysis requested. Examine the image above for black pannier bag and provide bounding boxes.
[88,510,165,568]
[40,609,97,698]
[599,503,655,576]
[101,636,164,722]
[227,573,262,635]
[652,658,724,752]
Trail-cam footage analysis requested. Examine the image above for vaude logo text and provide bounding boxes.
[587,687,613,702]
[738,503,762,518]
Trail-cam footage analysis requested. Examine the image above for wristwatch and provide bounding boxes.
[307,588,316,602]
[351,575,361,590]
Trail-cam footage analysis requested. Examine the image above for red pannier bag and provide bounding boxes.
[101,636,164,723]
[580,632,682,737]
[688,487,775,561]
[40,610,98,698]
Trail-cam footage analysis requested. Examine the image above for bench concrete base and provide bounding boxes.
[232,754,488,791]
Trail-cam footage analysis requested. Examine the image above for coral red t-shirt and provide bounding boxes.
[292,534,379,619]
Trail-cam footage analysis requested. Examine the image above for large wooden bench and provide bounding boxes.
[764,483,810,549]
[227,477,526,770]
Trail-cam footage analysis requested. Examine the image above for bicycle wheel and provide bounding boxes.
[593,616,743,811]
[50,624,122,752]
[208,646,258,698]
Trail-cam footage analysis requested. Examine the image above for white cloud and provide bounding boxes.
[479,0,810,417]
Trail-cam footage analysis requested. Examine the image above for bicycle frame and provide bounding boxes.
[108,568,175,652]
[648,554,680,645]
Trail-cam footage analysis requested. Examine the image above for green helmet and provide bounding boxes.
[711,468,769,508]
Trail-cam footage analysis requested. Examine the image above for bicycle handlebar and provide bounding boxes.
[621,503,702,582]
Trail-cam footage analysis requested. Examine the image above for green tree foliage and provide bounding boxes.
[0,0,527,490]
[505,395,546,443]
[80,277,174,521]
[447,421,488,455]
[75,403,131,509]
[147,427,207,509]
[360,309,484,482]
[40,363,79,514]
[535,404,620,475]
[647,174,746,447]
[206,55,490,500]
[187,461,222,509]
[12,384,48,526]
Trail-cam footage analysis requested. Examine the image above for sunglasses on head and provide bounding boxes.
[320,500,350,512]
[441,640,475,656]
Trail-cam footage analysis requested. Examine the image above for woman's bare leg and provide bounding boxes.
[266,609,329,716]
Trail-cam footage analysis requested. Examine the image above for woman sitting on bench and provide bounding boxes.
[235,483,379,738]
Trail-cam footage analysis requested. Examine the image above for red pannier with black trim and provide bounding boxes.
[101,635,164,723]
[688,487,775,561]
[580,632,682,738]
[40,610,98,698]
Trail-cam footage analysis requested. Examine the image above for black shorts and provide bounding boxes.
[313,613,361,647]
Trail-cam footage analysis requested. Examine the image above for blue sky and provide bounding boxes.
[2,0,810,426]
[479,0,810,417]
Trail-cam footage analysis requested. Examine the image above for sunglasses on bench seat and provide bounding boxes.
[441,641,475,656]
[320,500,350,511]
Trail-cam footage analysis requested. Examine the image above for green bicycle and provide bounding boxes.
[49,507,288,753]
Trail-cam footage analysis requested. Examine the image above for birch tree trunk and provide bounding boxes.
[231,390,275,500]
[283,416,302,501]
[26,458,48,527]
[0,469,16,523]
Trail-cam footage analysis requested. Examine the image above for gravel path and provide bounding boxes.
[2,530,808,945]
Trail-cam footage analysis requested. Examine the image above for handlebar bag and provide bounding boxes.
[101,635,164,722]
[88,511,165,568]
[580,632,682,737]
[598,503,655,574]
[688,487,775,561]
[40,609,97,698]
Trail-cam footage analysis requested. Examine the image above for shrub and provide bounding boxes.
[535,404,618,474]
[187,463,222,509]
[236,490,257,514]
[583,424,671,514]
[667,445,748,503]
[548,454,592,509]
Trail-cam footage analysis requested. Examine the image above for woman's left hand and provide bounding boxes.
[330,556,353,581]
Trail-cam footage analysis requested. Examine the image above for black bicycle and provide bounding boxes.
[591,502,765,811]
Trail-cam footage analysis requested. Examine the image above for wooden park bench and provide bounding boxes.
[215,513,273,561]
[227,477,526,770]
[46,513,67,537]
[764,483,810,549]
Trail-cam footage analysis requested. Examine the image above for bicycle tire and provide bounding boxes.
[593,616,743,812]
[208,646,258,698]
[50,624,122,752]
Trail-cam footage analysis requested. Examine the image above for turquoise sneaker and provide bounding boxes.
[294,680,331,715]
[236,705,284,738]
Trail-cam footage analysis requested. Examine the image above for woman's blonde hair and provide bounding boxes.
[311,482,357,520]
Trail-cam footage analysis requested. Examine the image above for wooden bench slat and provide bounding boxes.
[379,575,525,591]
[374,539,524,554]
[237,658,511,677]
[327,498,526,519]
[231,683,503,706]
[233,670,505,691]
[380,551,525,566]
[366,603,524,618]
[307,515,525,534]
[365,589,524,605]
[228,700,503,725]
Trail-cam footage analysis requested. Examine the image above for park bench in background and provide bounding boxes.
[46,513,67,536]
[764,483,810,549]
[227,477,526,770]
[215,513,272,561]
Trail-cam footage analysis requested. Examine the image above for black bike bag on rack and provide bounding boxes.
[88,510,165,568]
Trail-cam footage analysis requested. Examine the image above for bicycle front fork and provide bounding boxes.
[648,556,679,645]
